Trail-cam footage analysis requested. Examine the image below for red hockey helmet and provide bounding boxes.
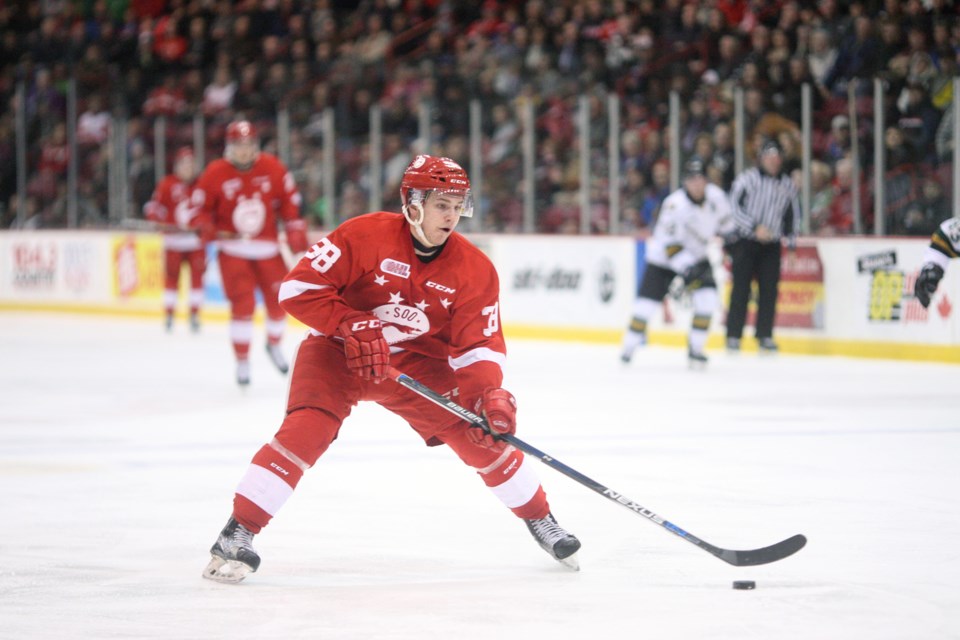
[226,120,257,143]
[400,155,474,218]
[225,120,259,169]
[173,145,196,178]
[174,146,194,162]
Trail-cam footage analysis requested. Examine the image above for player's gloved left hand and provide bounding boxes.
[338,311,390,382]
[469,388,517,449]
[285,219,308,253]
[682,260,713,290]
[914,263,944,309]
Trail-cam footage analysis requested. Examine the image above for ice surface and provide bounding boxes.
[1,312,958,639]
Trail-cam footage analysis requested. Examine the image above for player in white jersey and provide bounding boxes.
[914,217,960,308]
[621,158,735,366]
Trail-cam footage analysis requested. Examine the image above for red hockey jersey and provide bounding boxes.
[193,152,305,259]
[144,175,202,251]
[279,212,506,403]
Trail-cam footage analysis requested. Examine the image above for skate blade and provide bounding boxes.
[557,552,580,572]
[202,555,255,584]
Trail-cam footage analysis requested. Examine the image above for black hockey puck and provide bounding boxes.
[732,580,756,590]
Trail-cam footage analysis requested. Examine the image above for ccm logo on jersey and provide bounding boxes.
[380,259,410,279]
[426,280,456,294]
[349,318,382,331]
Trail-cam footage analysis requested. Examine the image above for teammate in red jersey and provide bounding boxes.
[193,120,309,386]
[144,146,205,332]
[203,155,581,583]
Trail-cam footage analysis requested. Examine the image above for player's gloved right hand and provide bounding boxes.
[682,260,713,290]
[914,263,944,309]
[338,311,389,382]
[469,388,517,449]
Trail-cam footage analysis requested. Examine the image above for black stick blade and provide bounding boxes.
[715,534,807,566]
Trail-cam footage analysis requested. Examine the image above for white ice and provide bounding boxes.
[1,312,958,640]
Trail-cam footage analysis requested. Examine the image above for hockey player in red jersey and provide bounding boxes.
[203,155,581,583]
[193,120,308,386]
[144,146,205,332]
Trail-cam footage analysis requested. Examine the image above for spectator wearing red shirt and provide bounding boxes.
[824,157,872,234]
[143,75,187,117]
[152,15,187,68]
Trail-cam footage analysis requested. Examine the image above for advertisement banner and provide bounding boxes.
[720,243,825,331]
[111,234,164,302]
[857,245,954,338]
[0,231,956,358]
[777,245,825,329]
[8,235,59,295]
[0,232,112,303]
[490,236,636,330]
[816,238,957,344]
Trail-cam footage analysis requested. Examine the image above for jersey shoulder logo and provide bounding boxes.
[222,178,242,200]
[252,176,271,193]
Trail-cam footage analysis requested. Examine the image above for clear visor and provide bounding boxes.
[174,156,196,180]
[409,188,474,218]
[226,140,259,166]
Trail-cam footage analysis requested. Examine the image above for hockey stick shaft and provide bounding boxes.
[386,366,806,567]
[118,219,240,240]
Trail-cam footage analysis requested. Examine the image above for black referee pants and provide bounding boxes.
[725,239,782,340]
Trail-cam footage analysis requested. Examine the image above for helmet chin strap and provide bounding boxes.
[402,203,434,248]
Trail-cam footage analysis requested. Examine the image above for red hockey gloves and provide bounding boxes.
[469,388,517,449]
[285,219,308,253]
[914,263,944,309]
[338,311,390,382]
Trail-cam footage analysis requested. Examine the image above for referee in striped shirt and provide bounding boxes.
[725,139,800,352]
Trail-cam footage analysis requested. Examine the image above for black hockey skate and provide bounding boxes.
[688,347,708,369]
[620,328,647,364]
[266,343,289,374]
[525,513,581,571]
[758,338,779,353]
[203,517,261,584]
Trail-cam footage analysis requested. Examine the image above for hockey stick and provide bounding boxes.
[386,366,806,567]
[116,218,240,240]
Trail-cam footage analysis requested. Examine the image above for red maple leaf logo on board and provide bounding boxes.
[937,294,952,319]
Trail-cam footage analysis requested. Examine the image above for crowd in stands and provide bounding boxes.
[1,0,959,234]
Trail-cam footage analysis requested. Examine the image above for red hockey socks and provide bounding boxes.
[477,448,550,520]
[233,443,307,533]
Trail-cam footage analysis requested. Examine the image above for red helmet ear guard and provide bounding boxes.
[226,120,257,143]
[400,155,473,217]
